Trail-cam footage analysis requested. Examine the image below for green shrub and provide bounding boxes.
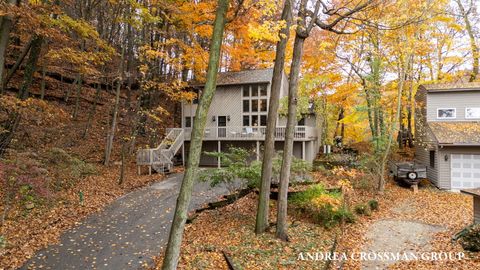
[0,235,6,249]
[354,203,371,216]
[368,199,379,211]
[43,148,96,189]
[313,205,355,228]
[200,147,261,190]
[289,184,329,206]
[459,224,480,252]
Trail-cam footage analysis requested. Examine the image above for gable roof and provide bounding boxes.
[428,122,480,145]
[420,82,480,93]
[191,68,273,87]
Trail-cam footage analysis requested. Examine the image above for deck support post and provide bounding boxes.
[182,142,185,167]
[137,166,141,175]
[302,141,306,160]
[217,141,221,168]
[256,141,260,161]
[148,165,152,175]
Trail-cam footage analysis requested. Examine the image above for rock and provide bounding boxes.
[25,202,35,210]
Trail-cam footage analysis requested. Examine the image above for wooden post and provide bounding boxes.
[302,141,306,160]
[148,165,152,175]
[137,166,141,175]
[182,143,185,167]
[256,141,260,161]
[411,184,418,193]
[217,141,221,168]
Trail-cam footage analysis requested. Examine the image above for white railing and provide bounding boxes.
[137,128,184,168]
[178,126,317,141]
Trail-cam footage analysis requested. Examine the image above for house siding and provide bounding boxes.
[415,144,439,186]
[184,85,244,128]
[427,91,480,121]
[184,140,306,166]
[437,146,480,189]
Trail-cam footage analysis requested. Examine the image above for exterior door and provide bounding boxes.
[451,154,480,189]
[218,116,227,138]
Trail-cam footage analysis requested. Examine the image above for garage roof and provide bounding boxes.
[421,82,480,93]
[429,122,480,145]
[460,188,480,197]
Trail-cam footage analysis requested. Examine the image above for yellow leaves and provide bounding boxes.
[311,194,342,211]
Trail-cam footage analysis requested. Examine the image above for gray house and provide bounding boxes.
[415,82,480,189]
[137,69,320,173]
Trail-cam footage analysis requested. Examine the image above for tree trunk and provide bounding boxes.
[161,0,228,268]
[72,74,83,119]
[276,34,305,241]
[19,35,43,100]
[40,64,46,99]
[104,47,125,166]
[255,0,292,235]
[456,0,478,82]
[2,36,33,91]
[0,0,17,94]
[82,82,101,138]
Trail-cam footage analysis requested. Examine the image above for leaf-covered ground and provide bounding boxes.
[152,192,336,270]
[153,169,480,269]
[0,164,163,269]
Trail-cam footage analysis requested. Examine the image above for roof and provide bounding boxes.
[460,188,480,197]
[420,82,480,93]
[429,122,480,145]
[191,68,273,87]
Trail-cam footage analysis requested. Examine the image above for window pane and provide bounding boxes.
[260,115,267,126]
[243,115,250,126]
[252,100,258,112]
[185,117,191,128]
[260,99,267,112]
[437,108,456,119]
[243,100,250,112]
[242,85,249,97]
[466,108,480,119]
[260,84,267,96]
[252,115,258,126]
[298,118,305,126]
[251,85,258,96]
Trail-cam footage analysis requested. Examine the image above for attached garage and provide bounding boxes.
[450,154,480,189]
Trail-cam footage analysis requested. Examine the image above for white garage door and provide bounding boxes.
[451,154,480,189]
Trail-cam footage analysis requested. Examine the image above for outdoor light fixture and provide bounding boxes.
[227,115,231,121]
[444,154,449,161]
[212,116,216,122]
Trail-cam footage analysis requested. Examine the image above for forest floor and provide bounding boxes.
[0,71,178,269]
[19,172,236,270]
[152,169,480,270]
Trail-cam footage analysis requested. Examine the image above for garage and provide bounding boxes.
[451,154,480,189]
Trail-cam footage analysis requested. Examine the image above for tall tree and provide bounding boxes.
[0,0,18,94]
[161,0,229,268]
[276,0,375,239]
[255,0,292,235]
[455,0,479,82]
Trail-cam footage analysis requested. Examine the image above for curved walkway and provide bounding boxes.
[20,173,233,270]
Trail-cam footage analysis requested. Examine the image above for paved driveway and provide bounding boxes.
[20,173,235,270]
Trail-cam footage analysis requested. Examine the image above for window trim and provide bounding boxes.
[465,107,480,119]
[437,108,456,119]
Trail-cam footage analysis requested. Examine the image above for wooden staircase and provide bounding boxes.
[136,128,184,174]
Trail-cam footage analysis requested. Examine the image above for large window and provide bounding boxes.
[466,108,480,119]
[185,117,192,128]
[243,100,249,112]
[430,151,435,168]
[242,84,268,126]
[437,108,456,119]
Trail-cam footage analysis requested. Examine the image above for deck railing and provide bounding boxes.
[168,126,317,141]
